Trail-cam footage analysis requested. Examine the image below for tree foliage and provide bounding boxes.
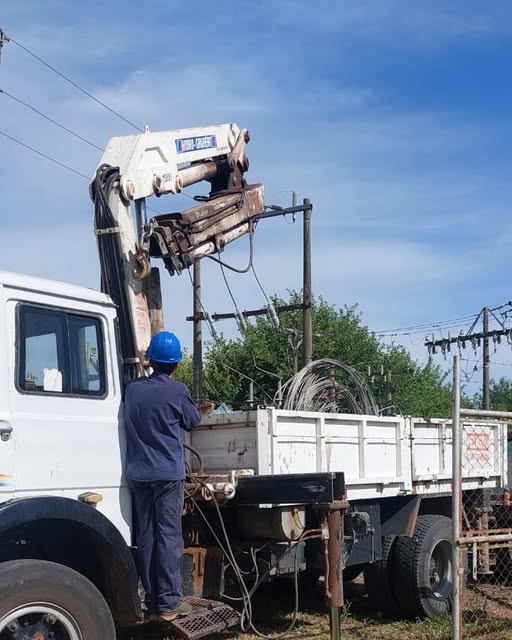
[200,292,452,417]
[472,377,512,412]
[173,349,193,389]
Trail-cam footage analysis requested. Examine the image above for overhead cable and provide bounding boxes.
[0,128,89,180]
[4,32,143,132]
[377,302,512,338]
[0,88,103,150]
[375,313,479,335]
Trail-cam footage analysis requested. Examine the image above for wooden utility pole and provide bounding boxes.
[192,259,203,403]
[425,306,507,410]
[482,307,490,410]
[303,198,313,367]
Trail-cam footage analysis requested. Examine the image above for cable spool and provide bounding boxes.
[277,358,379,415]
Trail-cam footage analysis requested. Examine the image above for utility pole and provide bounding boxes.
[425,305,508,410]
[303,198,313,367]
[192,259,203,403]
[483,307,490,410]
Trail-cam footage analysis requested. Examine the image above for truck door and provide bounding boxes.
[6,297,131,543]
[0,289,14,496]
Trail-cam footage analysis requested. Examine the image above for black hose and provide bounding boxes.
[184,443,204,474]
[91,164,140,384]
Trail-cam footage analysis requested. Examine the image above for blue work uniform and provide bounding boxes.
[124,372,202,614]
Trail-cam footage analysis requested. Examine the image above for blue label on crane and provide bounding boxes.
[175,135,217,154]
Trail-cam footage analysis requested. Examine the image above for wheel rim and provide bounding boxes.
[0,603,82,640]
[428,539,452,599]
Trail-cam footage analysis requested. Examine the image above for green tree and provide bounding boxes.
[173,348,193,389]
[202,292,452,416]
[473,377,512,411]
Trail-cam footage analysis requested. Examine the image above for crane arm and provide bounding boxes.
[99,123,250,200]
[90,123,264,382]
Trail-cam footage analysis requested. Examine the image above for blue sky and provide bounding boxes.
[2,1,512,391]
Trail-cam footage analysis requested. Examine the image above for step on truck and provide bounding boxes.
[0,123,508,638]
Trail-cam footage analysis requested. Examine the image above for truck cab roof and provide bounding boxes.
[0,270,114,307]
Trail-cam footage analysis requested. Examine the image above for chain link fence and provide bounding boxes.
[452,355,512,639]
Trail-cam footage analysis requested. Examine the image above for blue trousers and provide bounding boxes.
[129,479,184,613]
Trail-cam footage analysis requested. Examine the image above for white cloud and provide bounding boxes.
[1,0,512,397]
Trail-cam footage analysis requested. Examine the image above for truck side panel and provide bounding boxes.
[194,409,507,500]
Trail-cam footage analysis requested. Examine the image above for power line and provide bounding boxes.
[251,263,271,305]
[375,313,479,335]
[0,88,103,150]
[375,320,478,338]
[0,128,89,180]
[376,302,512,338]
[4,31,143,132]
[0,126,163,214]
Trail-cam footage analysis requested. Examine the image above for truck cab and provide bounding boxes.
[0,270,142,636]
[0,270,130,538]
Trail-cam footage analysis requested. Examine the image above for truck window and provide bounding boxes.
[17,305,106,397]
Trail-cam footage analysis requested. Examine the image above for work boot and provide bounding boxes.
[158,601,193,622]
[146,611,159,622]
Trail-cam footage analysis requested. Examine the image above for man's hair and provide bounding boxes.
[150,361,179,376]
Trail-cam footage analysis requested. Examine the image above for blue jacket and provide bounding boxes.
[124,373,202,481]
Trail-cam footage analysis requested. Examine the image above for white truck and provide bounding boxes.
[0,123,508,639]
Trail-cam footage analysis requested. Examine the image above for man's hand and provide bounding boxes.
[197,400,215,417]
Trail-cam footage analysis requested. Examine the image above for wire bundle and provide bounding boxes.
[278,358,379,415]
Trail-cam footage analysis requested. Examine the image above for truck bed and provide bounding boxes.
[192,408,507,500]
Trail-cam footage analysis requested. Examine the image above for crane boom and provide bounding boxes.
[90,123,264,382]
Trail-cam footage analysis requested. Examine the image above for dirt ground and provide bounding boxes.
[119,580,512,640]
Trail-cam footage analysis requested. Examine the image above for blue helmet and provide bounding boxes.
[146,331,182,364]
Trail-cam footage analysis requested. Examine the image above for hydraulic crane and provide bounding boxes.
[90,123,264,382]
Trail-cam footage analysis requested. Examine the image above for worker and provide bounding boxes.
[124,330,205,623]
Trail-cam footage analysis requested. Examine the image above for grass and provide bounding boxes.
[120,581,512,640]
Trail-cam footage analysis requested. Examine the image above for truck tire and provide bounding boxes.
[393,514,452,619]
[364,536,402,618]
[0,559,115,639]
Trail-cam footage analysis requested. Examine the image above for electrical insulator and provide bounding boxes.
[205,313,218,340]
[236,311,248,335]
[267,303,280,329]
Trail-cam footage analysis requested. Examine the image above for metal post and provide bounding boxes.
[248,380,254,408]
[452,354,462,640]
[192,259,203,403]
[385,369,392,415]
[322,507,343,640]
[303,198,313,367]
[483,307,490,410]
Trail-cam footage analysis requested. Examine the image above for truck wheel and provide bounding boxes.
[0,559,115,640]
[393,515,452,619]
[364,536,402,618]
